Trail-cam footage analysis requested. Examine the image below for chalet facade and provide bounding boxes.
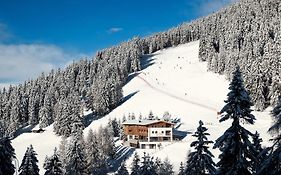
[122,120,174,149]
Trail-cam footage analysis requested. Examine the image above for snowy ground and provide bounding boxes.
[12,40,273,174]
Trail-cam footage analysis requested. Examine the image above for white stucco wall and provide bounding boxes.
[148,127,172,137]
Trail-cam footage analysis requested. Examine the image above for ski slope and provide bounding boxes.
[12,40,273,174]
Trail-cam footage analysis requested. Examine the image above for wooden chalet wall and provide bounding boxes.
[123,121,174,137]
[147,121,173,128]
[124,125,148,137]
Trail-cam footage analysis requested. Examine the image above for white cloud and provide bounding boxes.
[107,27,123,34]
[0,44,86,87]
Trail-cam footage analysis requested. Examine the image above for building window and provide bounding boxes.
[163,137,169,141]
[152,131,154,134]
[162,131,164,133]
[155,131,158,133]
[166,131,171,135]
[128,130,132,132]
[150,144,156,149]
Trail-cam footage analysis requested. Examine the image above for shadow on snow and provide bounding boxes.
[108,146,135,173]
[140,53,158,70]
[83,91,139,127]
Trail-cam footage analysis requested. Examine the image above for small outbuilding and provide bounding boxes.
[32,128,45,133]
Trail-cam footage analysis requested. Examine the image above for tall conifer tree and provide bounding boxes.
[116,162,129,175]
[19,145,39,175]
[130,153,141,175]
[258,97,281,175]
[43,148,63,175]
[0,137,16,175]
[65,136,87,175]
[214,67,256,175]
[184,120,215,175]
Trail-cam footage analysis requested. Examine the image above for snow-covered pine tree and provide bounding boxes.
[53,99,72,137]
[122,114,127,122]
[0,137,16,175]
[39,91,54,128]
[43,148,63,175]
[131,153,141,175]
[257,97,281,175]
[58,137,67,173]
[39,104,52,129]
[257,146,281,175]
[127,113,132,120]
[119,119,125,141]
[19,145,39,175]
[88,127,108,175]
[269,97,281,143]
[250,65,267,111]
[1,88,12,137]
[269,73,281,106]
[139,152,157,175]
[69,92,84,136]
[0,120,5,138]
[251,131,267,174]
[91,71,123,116]
[163,111,171,122]
[108,118,120,137]
[154,157,162,175]
[28,91,40,126]
[99,125,116,160]
[184,120,216,175]
[53,91,84,138]
[8,88,21,135]
[65,135,87,175]
[157,158,174,175]
[85,128,105,174]
[178,162,184,175]
[116,162,129,175]
[214,67,257,175]
[139,113,143,120]
[0,93,6,137]
[148,110,155,120]
[131,113,136,120]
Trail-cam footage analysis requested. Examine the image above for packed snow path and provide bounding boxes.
[137,73,218,112]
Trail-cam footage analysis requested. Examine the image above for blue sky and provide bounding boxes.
[0,0,236,87]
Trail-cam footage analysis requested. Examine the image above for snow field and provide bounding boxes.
[12,40,273,174]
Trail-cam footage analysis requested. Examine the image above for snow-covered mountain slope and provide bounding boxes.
[12,40,273,174]
[12,125,61,174]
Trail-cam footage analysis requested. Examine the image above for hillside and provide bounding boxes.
[12,41,273,174]
[2,0,280,141]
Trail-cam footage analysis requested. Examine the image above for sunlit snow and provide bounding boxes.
[12,41,273,174]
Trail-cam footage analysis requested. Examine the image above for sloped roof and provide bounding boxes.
[122,119,173,126]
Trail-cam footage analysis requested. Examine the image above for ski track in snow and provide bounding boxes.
[137,74,218,112]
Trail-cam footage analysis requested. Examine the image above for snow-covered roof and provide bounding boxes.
[122,119,173,126]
